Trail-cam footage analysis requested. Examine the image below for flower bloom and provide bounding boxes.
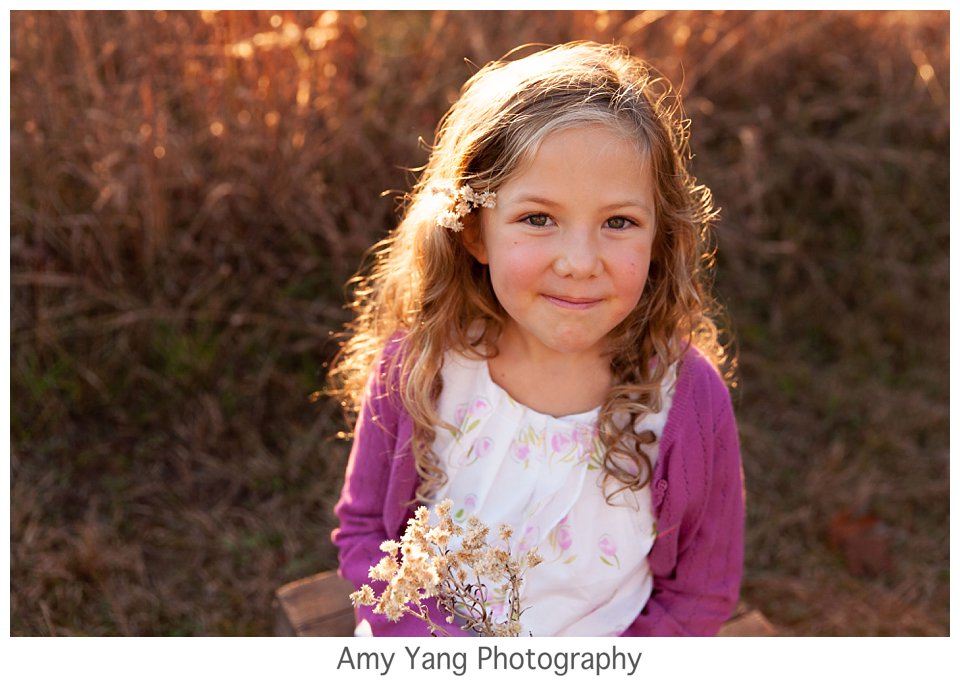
[599,534,618,557]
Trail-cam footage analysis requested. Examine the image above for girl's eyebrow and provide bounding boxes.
[510,194,654,219]
[509,194,562,207]
[601,200,655,219]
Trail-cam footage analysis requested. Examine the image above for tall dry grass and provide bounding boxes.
[11,10,948,635]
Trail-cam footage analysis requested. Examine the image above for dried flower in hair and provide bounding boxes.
[432,183,497,232]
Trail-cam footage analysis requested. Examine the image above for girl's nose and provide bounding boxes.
[552,229,602,278]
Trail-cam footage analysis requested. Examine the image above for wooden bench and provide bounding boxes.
[273,570,778,636]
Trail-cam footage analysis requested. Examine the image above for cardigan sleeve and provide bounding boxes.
[621,350,745,636]
[331,341,470,637]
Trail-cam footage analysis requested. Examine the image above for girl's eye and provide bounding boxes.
[523,214,552,228]
[605,216,635,230]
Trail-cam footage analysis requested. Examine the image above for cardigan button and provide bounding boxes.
[655,479,668,492]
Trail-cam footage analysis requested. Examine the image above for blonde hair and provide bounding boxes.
[328,41,728,501]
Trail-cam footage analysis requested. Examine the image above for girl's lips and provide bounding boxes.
[542,294,602,310]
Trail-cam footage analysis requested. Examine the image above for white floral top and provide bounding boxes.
[431,350,676,636]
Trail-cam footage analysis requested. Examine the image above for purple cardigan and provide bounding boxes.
[331,338,745,636]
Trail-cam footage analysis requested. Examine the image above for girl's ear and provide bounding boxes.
[461,219,489,264]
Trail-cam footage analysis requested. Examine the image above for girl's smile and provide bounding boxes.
[465,124,656,366]
[542,294,602,310]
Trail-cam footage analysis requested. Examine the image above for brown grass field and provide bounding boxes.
[10,10,949,636]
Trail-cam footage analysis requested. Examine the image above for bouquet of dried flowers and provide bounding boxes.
[350,499,542,636]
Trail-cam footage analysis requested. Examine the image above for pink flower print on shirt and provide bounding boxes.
[546,515,576,564]
[598,533,621,569]
[571,424,591,446]
[465,436,493,464]
[453,494,477,523]
[470,397,491,415]
[549,428,593,467]
[548,431,581,466]
[449,396,492,440]
[475,436,493,458]
[583,427,605,471]
[572,424,601,464]
[509,426,543,468]
[550,432,572,455]
[509,440,531,467]
[517,523,539,554]
[487,584,508,620]
[454,404,468,428]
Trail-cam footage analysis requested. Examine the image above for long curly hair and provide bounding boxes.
[328,41,730,502]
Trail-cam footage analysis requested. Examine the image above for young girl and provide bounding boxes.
[330,41,744,637]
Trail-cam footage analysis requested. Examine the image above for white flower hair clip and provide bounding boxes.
[432,183,496,232]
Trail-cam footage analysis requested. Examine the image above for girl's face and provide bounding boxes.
[466,124,656,363]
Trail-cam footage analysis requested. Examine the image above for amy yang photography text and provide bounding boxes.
[336,644,643,677]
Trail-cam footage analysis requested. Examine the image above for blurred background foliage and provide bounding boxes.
[10,10,948,635]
